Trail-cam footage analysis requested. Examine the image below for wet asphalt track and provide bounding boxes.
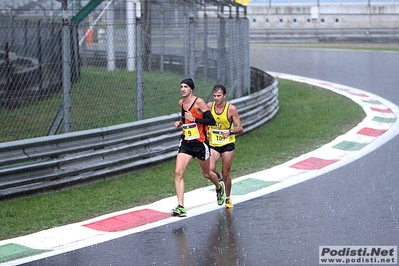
[21,47,399,265]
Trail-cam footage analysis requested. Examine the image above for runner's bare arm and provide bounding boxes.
[229,104,244,134]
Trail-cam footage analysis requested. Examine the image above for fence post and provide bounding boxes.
[218,15,226,85]
[243,18,251,95]
[160,8,165,72]
[203,13,208,80]
[61,0,72,133]
[106,0,116,72]
[37,20,44,93]
[71,25,80,82]
[189,8,195,78]
[234,18,241,98]
[183,5,189,77]
[228,18,239,98]
[4,42,13,108]
[136,17,144,121]
[126,0,136,71]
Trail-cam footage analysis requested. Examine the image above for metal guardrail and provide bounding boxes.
[0,69,279,201]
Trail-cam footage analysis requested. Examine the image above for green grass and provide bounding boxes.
[70,69,213,124]
[0,68,214,142]
[0,78,365,240]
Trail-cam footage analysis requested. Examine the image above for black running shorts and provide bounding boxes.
[210,143,235,154]
[178,139,210,161]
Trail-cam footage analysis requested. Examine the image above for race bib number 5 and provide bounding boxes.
[211,129,230,145]
[183,123,199,140]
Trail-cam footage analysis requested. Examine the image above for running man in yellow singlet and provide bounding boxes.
[171,78,226,217]
[207,85,244,208]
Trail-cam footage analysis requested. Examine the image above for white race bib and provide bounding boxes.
[211,129,230,145]
[183,123,199,140]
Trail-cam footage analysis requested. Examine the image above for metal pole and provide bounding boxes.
[126,0,136,71]
[243,18,251,95]
[107,0,116,71]
[160,8,165,72]
[184,5,189,76]
[189,9,195,78]
[136,15,144,121]
[4,42,13,109]
[218,11,226,85]
[61,0,72,133]
[203,12,208,80]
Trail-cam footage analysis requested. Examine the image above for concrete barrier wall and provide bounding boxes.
[248,4,399,28]
[250,28,399,42]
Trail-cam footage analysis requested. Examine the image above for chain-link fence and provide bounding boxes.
[0,0,249,142]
